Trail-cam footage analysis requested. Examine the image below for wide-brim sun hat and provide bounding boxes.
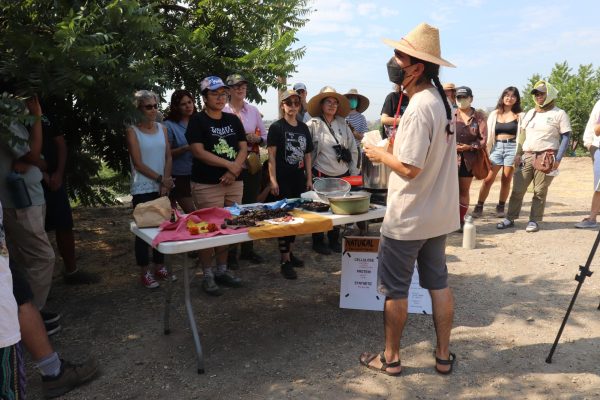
[344,89,370,113]
[382,23,456,68]
[307,86,351,118]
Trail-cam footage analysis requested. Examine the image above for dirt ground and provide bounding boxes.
[27,157,600,399]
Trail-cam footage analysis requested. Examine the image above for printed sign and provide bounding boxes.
[339,236,432,314]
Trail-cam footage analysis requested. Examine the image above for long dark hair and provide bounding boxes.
[495,86,522,114]
[165,89,197,121]
[411,56,453,135]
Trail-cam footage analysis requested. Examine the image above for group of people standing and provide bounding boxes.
[126,74,374,293]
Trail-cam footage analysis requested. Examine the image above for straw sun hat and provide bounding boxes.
[344,89,370,113]
[307,86,351,118]
[382,23,455,68]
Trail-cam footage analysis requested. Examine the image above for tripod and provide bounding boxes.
[546,229,600,363]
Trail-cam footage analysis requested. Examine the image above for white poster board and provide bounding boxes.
[339,236,432,314]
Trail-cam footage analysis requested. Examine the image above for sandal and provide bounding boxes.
[496,218,514,229]
[435,352,456,375]
[359,352,402,376]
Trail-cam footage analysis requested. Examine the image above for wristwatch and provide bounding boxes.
[155,175,163,184]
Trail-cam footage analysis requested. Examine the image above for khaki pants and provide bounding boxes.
[3,206,55,309]
[506,155,554,223]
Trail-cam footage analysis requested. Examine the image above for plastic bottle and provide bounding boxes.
[462,215,476,249]
[6,171,32,209]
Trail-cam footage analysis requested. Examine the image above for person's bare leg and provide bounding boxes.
[477,165,501,204]
[589,191,600,221]
[178,196,196,214]
[430,287,454,372]
[362,298,406,374]
[18,302,53,359]
[499,166,515,203]
[55,229,76,274]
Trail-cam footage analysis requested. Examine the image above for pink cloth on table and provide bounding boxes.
[151,207,248,247]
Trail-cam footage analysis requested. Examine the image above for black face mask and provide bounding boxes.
[387,57,405,85]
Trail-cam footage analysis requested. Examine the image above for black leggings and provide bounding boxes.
[132,192,165,267]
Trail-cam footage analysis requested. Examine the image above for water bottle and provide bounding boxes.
[6,171,32,209]
[462,215,476,249]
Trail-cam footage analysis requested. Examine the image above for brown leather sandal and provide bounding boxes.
[435,352,456,375]
[359,352,402,376]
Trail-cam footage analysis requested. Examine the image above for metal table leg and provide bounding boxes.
[163,261,174,335]
[183,255,205,374]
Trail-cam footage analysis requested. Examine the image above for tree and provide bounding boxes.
[0,0,310,205]
[522,61,600,155]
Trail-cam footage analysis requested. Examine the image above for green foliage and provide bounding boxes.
[522,62,600,155]
[0,0,309,205]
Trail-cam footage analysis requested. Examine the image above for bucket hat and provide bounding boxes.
[344,89,370,113]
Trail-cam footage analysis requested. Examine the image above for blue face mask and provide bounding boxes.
[349,98,358,109]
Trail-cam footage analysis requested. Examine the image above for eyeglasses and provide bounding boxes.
[296,89,306,94]
[323,99,339,106]
[207,92,229,99]
[532,91,545,96]
[456,95,469,100]
[143,104,158,110]
[283,100,300,107]
[504,94,517,99]
[232,84,247,90]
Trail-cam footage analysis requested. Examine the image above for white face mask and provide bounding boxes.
[457,98,472,109]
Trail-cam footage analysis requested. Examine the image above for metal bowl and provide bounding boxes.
[313,178,351,202]
[327,192,371,215]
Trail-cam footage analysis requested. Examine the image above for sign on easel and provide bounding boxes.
[339,236,432,314]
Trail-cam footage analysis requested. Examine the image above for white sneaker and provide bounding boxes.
[525,221,539,233]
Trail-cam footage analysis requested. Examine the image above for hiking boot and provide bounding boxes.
[289,253,304,268]
[525,221,539,233]
[63,270,101,285]
[41,310,61,324]
[329,241,342,253]
[240,250,264,264]
[42,357,99,399]
[201,276,223,296]
[45,321,62,337]
[472,204,483,218]
[141,270,159,289]
[214,271,243,288]
[280,261,298,280]
[312,241,331,255]
[153,265,177,282]
[495,203,505,218]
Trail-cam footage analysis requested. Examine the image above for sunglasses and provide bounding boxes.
[323,99,339,106]
[143,104,158,110]
[296,89,306,94]
[283,100,300,107]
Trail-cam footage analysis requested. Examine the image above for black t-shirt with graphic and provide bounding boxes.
[267,118,313,175]
[185,111,246,184]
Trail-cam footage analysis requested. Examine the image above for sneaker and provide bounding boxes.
[240,251,264,264]
[153,265,177,282]
[329,241,342,253]
[201,276,223,296]
[63,270,101,285]
[496,204,506,218]
[42,357,99,399]
[41,310,61,324]
[227,251,240,270]
[525,221,539,233]
[472,204,483,218]
[312,242,331,255]
[575,218,598,229]
[45,321,62,337]
[496,218,514,230]
[289,253,304,268]
[280,261,298,280]
[141,271,159,289]
[214,271,243,288]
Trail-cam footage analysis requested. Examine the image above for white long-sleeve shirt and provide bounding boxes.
[583,99,600,149]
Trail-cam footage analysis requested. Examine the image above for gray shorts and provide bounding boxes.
[378,234,448,299]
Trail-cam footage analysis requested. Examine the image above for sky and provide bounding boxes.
[256,0,600,122]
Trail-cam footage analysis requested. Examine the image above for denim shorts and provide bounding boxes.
[489,141,517,167]
[593,149,600,191]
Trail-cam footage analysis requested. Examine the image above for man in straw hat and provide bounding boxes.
[443,82,458,108]
[360,23,459,376]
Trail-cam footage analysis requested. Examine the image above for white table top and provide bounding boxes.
[130,205,386,254]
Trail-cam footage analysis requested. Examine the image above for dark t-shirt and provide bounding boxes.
[381,91,409,119]
[185,111,247,184]
[41,114,63,174]
[267,118,313,177]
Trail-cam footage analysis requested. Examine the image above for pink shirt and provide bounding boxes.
[223,101,267,142]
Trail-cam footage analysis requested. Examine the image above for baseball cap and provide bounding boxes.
[226,74,248,86]
[280,89,300,102]
[530,83,547,94]
[455,86,473,97]
[293,82,307,92]
[200,76,228,93]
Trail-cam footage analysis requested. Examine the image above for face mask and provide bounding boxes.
[457,98,472,109]
[386,57,405,85]
[348,98,358,109]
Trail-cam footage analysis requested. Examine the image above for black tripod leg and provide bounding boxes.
[546,230,599,363]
